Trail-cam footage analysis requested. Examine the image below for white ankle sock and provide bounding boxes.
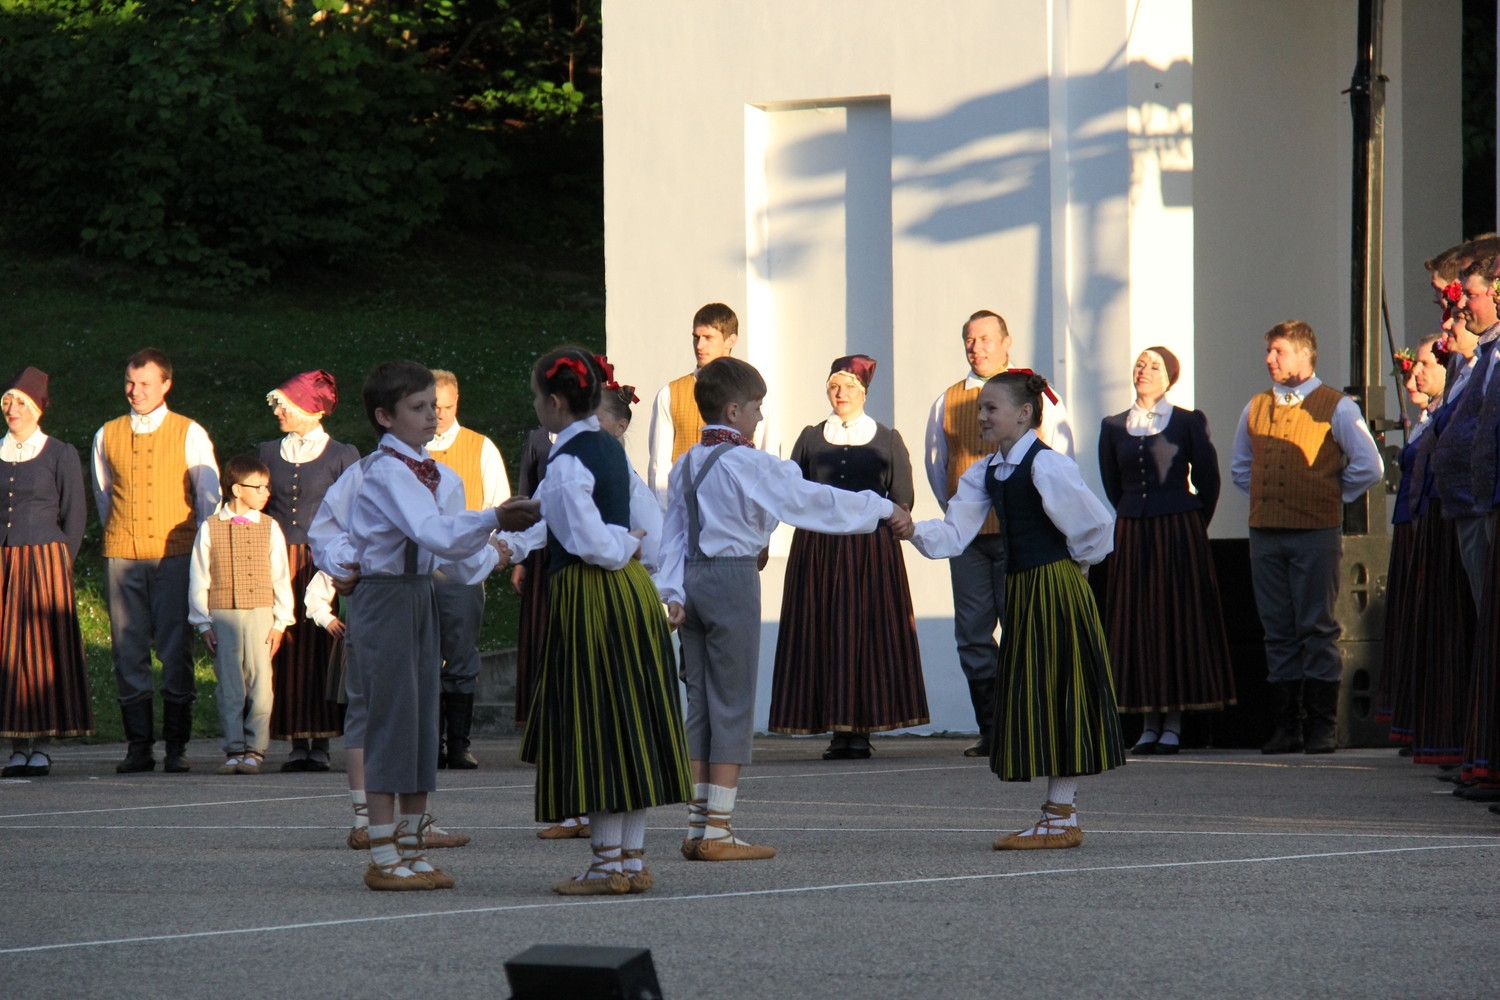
[704,784,754,845]
[368,822,414,876]
[686,782,710,839]
[621,810,647,871]
[398,814,437,874]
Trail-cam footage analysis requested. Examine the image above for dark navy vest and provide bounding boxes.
[984,437,1070,573]
[547,429,632,571]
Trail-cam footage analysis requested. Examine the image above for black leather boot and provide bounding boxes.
[1260,681,1305,755]
[161,700,194,773]
[964,678,996,758]
[1302,679,1340,754]
[445,692,479,769]
[115,700,156,773]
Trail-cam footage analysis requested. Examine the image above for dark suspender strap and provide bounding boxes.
[686,443,735,559]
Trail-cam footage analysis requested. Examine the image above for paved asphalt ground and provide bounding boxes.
[3,735,1498,1000]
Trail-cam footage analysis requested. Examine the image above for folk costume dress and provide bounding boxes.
[517,416,691,823]
[1406,375,1477,764]
[769,416,928,735]
[0,432,93,739]
[256,429,359,742]
[1374,408,1435,739]
[911,430,1125,780]
[1097,400,1235,714]
[513,427,553,726]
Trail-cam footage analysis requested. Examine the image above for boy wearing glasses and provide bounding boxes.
[189,454,295,775]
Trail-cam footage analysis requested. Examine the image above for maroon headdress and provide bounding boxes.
[3,366,49,413]
[269,370,338,417]
[828,354,878,389]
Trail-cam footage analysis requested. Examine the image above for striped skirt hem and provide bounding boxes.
[521,560,692,822]
[993,559,1125,781]
[1,542,94,738]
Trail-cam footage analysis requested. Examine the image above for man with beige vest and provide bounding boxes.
[1230,321,1383,755]
[92,348,220,773]
[923,309,1072,757]
[646,303,773,510]
[427,369,510,768]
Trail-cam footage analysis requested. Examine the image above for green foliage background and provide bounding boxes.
[0,0,602,292]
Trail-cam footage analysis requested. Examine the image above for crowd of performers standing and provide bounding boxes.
[3,269,1484,893]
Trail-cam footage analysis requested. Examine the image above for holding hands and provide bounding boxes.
[497,496,541,532]
[886,505,914,541]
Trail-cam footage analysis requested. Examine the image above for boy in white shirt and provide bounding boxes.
[188,454,294,776]
[345,360,511,891]
[656,357,910,861]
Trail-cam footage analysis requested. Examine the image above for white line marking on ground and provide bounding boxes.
[0,825,1496,840]
[0,784,535,820]
[0,843,1491,955]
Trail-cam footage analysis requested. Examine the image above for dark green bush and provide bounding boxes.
[0,1,486,291]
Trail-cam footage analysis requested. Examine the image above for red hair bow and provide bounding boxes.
[594,354,640,403]
[1003,367,1059,404]
[546,357,590,384]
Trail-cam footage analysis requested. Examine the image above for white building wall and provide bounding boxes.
[603,0,1459,734]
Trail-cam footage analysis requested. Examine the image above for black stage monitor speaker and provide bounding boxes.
[505,944,663,1000]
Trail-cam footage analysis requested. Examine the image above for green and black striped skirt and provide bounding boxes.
[991,558,1126,781]
[521,559,692,822]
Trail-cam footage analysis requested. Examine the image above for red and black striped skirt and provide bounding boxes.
[269,544,343,740]
[1,542,93,737]
[1406,503,1474,765]
[1103,510,1236,713]
[768,524,929,735]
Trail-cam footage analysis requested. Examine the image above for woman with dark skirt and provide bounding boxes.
[1,367,92,777]
[512,425,554,735]
[257,370,360,772]
[769,354,928,760]
[1097,347,1234,755]
[1374,335,1444,742]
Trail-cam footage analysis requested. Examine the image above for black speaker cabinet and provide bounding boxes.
[505,944,663,1000]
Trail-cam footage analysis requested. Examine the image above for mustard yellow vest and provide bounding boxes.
[669,373,703,464]
[1247,384,1346,530]
[430,426,486,511]
[942,381,1001,536]
[101,412,197,559]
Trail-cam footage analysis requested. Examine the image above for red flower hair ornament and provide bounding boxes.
[545,357,590,384]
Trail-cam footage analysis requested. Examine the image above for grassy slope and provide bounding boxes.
[2,235,603,742]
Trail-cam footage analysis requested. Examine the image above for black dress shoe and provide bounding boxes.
[1457,784,1500,802]
[963,738,991,758]
[116,748,156,774]
[1153,741,1181,756]
[846,737,872,760]
[280,757,311,773]
[1131,739,1157,756]
[822,746,853,760]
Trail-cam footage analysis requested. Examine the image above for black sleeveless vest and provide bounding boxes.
[984,437,1070,573]
[547,429,632,571]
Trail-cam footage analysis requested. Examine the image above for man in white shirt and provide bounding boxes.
[427,370,511,768]
[1230,321,1384,755]
[92,349,220,774]
[922,310,1072,757]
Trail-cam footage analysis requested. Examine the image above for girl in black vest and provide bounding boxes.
[506,349,691,894]
[906,371,1125,850]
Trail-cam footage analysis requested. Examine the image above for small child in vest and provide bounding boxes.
[903,372,1125,850]
[655,357,911,861]
[188,454,294,776]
